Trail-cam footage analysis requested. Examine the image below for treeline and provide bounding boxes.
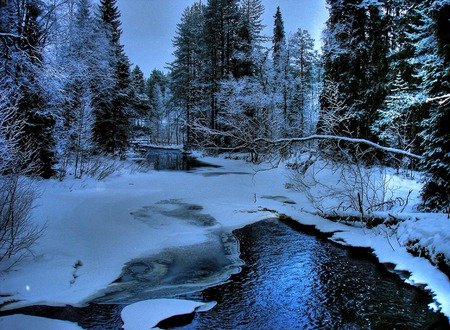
[1,0,449,212]
[0,0,173,180]
[320,0,450,212]
[170,0,321,150]
[170,0,450,212]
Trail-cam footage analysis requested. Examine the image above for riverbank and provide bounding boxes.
[0,155,449,328]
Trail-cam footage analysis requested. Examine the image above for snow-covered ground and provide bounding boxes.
[0,154,449,329]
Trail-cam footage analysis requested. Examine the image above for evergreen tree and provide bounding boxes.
[204,0,240,130]
[56,0,115,178]
[371,73,416,153]
[1,0,56,178]
[147,69,170,143]
[170,1,206,147]
[321,0,390,140]
[289,29,317,136]
[417,0,450,212]
[272,6,285,66]
[233,0,265,78]
[131,65,146,95]
[271,6,290,135]
[130,65,150,137]
[94,0,132,158]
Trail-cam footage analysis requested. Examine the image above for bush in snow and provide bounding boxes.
[288,151,405,223]
[0,175,43,267]
[0,90,44,269]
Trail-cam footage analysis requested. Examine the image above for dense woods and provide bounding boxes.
[1,0,450,262]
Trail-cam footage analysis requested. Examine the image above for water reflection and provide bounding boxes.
[143,148,217,171]
[1,219,449,329]
[176,219,449,329]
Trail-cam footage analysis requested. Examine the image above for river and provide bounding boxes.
[1,149,449,329]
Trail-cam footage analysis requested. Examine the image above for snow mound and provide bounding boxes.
[0,314,83,330]
[121,298,216,330]
[398,215,450,271]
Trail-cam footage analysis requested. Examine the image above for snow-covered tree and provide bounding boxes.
[321,0,390,140]
[55,0,114,178]
[146,70,173,144]
[0,83,43,265]
[416,0,450,212]
[372,73,416,152]
[94,0,132,158]
[170,1,206,147]
[1,0,58,178]
[203,0,240,131]
[289,29,318,137]
[233,0,266,78]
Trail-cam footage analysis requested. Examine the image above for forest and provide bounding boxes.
[1,0,450,263]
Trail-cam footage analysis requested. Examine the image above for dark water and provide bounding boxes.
[1,220,449,329]
[143,148,217,171]
[175,220,450,330]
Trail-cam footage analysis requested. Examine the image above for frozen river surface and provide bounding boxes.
[1,150,449,329]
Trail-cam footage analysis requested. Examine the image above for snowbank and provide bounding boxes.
[0,314,83,330]
[121,299,216,330]
[0,154,449,325]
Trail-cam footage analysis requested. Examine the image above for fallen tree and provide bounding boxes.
[191,119,422,162]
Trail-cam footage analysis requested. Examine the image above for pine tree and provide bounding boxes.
[204,0,240,130]
[417,0,450,212]
[233,0,265,78]
[1,0,57,178]
[170,1,206,147]
[321,0,390,140]
[94,0,132,158]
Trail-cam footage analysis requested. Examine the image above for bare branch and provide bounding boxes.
[255,135,423,160]
[426,94,450,105]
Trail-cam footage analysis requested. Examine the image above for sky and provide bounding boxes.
[116,0,329,77]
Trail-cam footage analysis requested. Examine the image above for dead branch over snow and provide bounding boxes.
[255,135,422,160]
[426,94,450,105]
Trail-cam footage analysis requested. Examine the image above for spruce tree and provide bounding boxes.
[289,29,317,137]
[321,0,390,140]
[418,1,450,212]
[131,65,146,95]
[272,6,286,70]
[271,6,291,135]
[170,1,206,146]
[371,73,415,153]
[56,0,114,178]
[233,0,265,78]
[1,0,56,177]
[94,0,132,157]
[204,0,240,130]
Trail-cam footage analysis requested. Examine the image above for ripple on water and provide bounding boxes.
[175,219,450,330]
[1,219,449,329]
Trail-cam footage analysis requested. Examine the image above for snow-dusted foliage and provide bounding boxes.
[414,1,450,212]
[0,87,43,267]
[170,2,321,154]
[372,74,416,151]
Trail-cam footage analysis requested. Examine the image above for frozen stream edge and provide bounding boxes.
[0,155,449,328]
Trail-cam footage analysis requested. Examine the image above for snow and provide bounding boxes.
[121,299,216,330]
[0,314,83,330]
[0,154,450,327]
